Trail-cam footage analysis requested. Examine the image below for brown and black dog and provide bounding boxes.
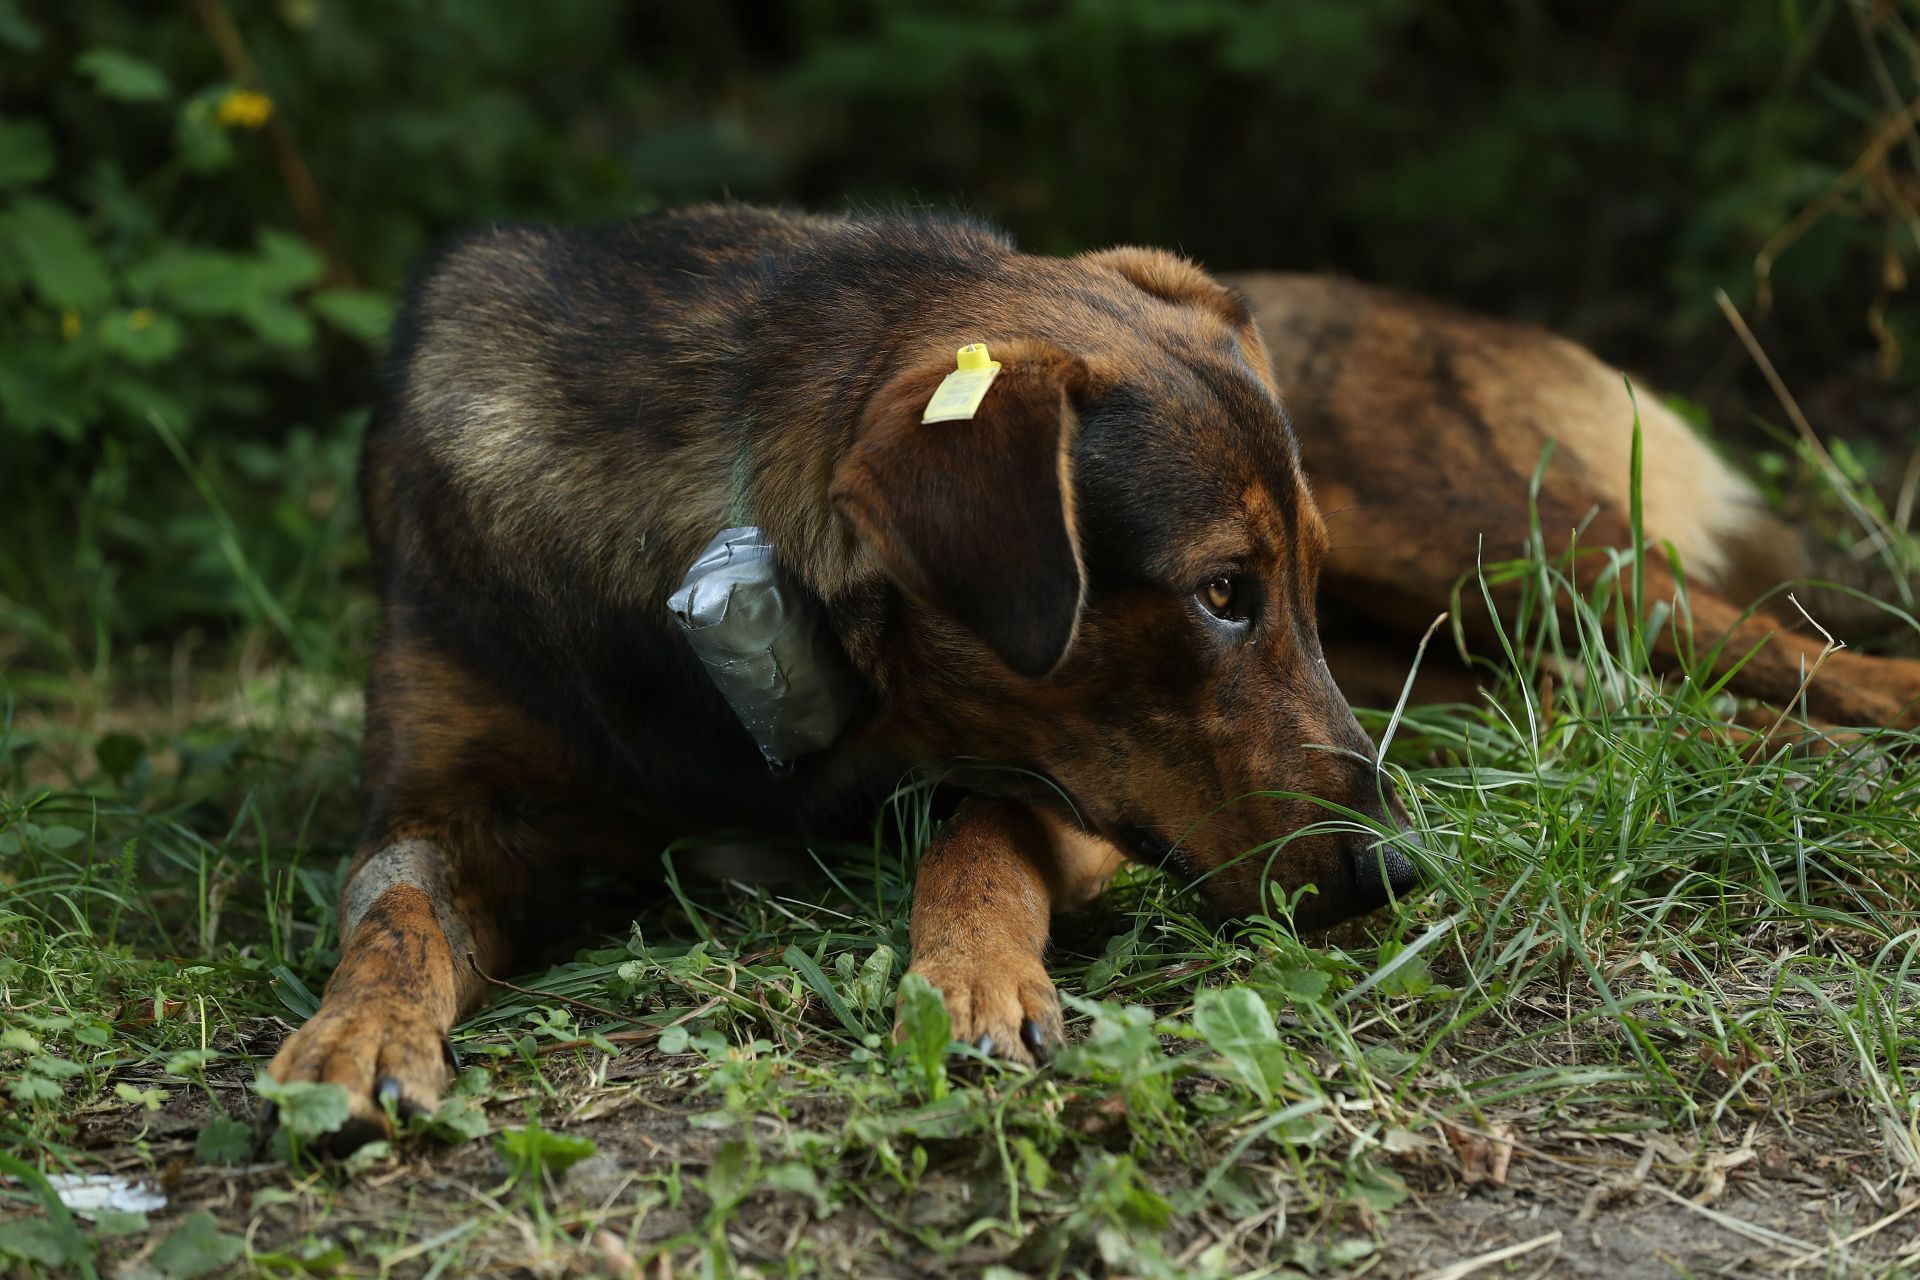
[269,205,1920,1141]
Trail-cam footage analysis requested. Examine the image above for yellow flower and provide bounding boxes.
[215,88,273,130]
[61,309,81,340]
[129,308,155,331]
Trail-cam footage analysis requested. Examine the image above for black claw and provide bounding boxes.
[372,1074,428,1123]
[441,1036,462,1072]
[326,1115,389,1157]
[1020,1018,1051,1062]
[974,1033,993,1056]
[253,1098,279,1158]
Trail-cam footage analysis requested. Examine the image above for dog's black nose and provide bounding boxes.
[1345,836,1420,908]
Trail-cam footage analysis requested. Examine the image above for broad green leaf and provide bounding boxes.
[311,288,393,343]
[0,117,52,188]
[1,196,111,309]
[194,1115,252,1165]
[0,1154,91,1276]
[495,1122,595,1178]
[340,1139,394,1178]
[254,228,324,291]
[850,945,894,1017]
[11,1073,65,1102]
[92,1210,150,1237]
[1192,986,1278,1050]
[704,1137,752,1212]
[0,1218,77,1267]
[1253,960,1332,1007]
[1080,1151,1172,1231]
[1192,986,1289,1102]
[127,246,253,315]
[413,1093,489,1143]
[253,1073,350,1137]
[243,296,314,349]
[98,308,183,365]
[150,1212,243,1279]
[1013,1136,1050,1193]
[20,1013,74,1032]
[762,1161,831,1216]
[1348,1165,1410,1212]
[174,93,235,173]
[74,49,171,102]
[890,972,950,1100]
[1055,995,1158,1078]
[1327,1239,1378,1265]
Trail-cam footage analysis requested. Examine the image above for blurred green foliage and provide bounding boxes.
[0,0,1914,659]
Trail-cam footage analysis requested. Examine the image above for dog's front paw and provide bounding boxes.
[900,949,1064,1066]
[266,994,451,1151]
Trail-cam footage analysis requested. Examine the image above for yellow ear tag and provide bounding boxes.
[921,342,1002,423]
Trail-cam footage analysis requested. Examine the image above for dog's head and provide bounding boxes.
[829,246,1417,928]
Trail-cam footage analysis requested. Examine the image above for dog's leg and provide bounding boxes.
[902,798,1119,1064]
[267,827,519,1145]
[1640,562,1920,729]
[266,623,549,1146]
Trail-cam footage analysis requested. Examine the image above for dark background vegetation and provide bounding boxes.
[2,0,1916,674]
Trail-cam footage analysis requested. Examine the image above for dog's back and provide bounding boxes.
[354,206,931,837]
[362,205,833,597]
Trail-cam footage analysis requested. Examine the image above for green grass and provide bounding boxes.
[2,425,1918,1278]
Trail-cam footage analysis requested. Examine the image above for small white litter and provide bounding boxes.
[44,1173,168,1218]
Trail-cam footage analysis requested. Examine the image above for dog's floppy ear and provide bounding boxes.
[1079,245,1280,398]
[831,339,1089,678]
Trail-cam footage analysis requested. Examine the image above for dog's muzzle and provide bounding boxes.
[1344,836,1421,910]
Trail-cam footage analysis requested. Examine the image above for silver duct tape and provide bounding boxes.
[668,526,861,768]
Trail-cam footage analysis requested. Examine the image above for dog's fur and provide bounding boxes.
[271,207,1920,1140]
[1232,273,1920,726]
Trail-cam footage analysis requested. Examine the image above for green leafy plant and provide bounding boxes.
[495,1119,597,1181]
[149,1211,245,1279]
[252,1072,349,1163]
[889,972,951,1101]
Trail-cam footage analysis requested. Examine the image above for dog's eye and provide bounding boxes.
[1201,574,1237,618]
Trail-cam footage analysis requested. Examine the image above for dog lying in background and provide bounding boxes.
[268,205,1920,1144]
[1230,273,1919,725]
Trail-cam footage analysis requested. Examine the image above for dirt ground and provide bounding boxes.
[53,1024,1918,1280]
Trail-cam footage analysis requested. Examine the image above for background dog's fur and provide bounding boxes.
[1232,272,1920,722]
